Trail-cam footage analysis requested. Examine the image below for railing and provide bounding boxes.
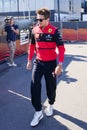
[51,21,87,42]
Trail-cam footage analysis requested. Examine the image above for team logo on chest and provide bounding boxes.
[48,28,52,33]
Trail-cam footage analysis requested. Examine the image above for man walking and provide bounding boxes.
[27,8,65,126]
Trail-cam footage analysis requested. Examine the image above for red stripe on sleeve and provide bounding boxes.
[57,45,65,62]
[28,44,35,61]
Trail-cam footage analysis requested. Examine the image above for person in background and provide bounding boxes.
[26,8,65,127]
[2,16,19,66]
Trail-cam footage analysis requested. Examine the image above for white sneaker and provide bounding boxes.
[30,110,43,127]
[7,62,12,67]
[12,62,17,67]
[7,62,17,67]
[45,105,53,116]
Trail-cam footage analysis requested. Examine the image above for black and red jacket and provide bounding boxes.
[28,23,65,62]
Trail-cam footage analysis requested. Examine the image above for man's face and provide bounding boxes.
[36,14,49,27]
[10,18,14,25]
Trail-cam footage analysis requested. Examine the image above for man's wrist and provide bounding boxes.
[28,60,32,63]
[59,62,63,65]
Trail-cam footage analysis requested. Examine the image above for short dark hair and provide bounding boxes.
[36,8,50,19]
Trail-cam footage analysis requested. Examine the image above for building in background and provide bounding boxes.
[54,0,81,21]
[81,0,87,21]
[0,0,81,21]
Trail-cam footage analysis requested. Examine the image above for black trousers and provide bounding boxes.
[30,59,57,111]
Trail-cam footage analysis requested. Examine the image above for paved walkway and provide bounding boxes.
[0,42,87,130]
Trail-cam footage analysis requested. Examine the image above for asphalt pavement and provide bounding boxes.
[0,42,87,130]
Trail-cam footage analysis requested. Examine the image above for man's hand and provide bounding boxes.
[11,27,19,34]
[1,29,7,36]
[54,64,63,77]
[11,26,14,30]
[26,61,32,70]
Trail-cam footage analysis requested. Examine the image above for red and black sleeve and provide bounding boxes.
[28,31,35,61]
[54,29,65,62]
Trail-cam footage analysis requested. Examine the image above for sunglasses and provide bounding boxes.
[36,19,45,22]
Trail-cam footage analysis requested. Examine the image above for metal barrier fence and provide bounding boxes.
[51,21,87,42]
